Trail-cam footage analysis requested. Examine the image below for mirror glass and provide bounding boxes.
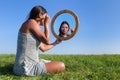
[53,13,76,37]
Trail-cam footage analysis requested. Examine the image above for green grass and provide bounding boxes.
[0,54,120,80]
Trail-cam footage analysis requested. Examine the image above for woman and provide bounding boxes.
[13,5,65,76]
[59,21,74,37]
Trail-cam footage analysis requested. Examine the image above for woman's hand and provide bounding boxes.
[44,14,50,27]
[39,38,62,52]
[70,28,74,33]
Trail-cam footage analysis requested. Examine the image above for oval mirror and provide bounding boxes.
[51,9,80,40]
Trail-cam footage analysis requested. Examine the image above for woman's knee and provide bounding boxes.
[59,62,65,71]
[45,61,65,73]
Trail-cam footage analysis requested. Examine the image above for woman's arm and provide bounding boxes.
[44,14,50,43]
[39,39,62,52]
[30,14,50,45]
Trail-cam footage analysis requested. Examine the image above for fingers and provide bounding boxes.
[44,14,51,27]
[70,28,74,33]
[45,14,50,18]
[45,14,50,22]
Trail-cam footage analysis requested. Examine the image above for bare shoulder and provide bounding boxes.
[26,19,40,31]
[27,19,41,31]
[27,19,38,27]
[20,19,39,33]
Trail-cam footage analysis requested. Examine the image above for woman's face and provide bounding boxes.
[61,23,69,35]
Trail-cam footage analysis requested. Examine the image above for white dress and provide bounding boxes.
[13,32,49,76]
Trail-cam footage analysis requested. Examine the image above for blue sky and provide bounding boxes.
[0,0,120,54]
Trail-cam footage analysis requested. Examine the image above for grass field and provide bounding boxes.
[0,54,120,80]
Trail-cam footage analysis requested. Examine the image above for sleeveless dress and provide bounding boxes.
[13,32,49,76]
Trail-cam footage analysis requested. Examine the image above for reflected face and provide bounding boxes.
[61,23,69,34]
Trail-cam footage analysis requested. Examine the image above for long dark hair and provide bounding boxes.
[28,5,47,19]
[59,21,70,36]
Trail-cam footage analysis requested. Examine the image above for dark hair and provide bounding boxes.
[28,5,47,19]
[59,21,70,36]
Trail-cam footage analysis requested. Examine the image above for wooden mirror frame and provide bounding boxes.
[51,9,80,40]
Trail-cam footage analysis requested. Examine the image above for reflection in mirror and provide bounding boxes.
[53,13,76,37]
[59,21,74,37]
[51,9,80,40]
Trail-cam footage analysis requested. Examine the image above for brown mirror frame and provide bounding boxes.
[51,9,80,40]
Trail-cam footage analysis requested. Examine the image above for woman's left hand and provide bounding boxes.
[70,28,74,33]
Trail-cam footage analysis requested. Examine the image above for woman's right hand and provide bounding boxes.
[44,14,50,27]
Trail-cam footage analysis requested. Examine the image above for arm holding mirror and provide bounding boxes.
[39,39,62,52]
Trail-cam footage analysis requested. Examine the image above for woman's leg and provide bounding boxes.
[45,61,65,73]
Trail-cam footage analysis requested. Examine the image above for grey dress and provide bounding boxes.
[13,32,48,76]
